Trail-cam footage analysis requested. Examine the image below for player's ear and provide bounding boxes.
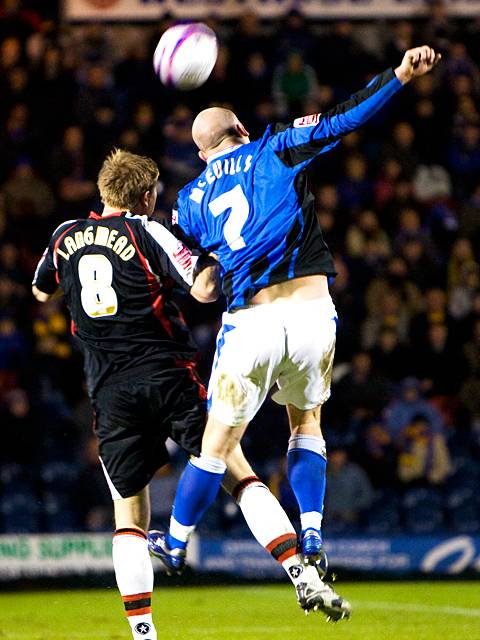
[141,190,150,207]
[235,122,250,138]
[198,150,207,162]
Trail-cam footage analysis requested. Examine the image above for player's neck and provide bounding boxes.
[101,204,127,217]
[205,139,247,163]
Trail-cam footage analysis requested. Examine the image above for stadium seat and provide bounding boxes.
[448,503,480,534]
[0,492,40,533]
[40,462,79,532]
[403,487,444,533]
[364,494,401,534]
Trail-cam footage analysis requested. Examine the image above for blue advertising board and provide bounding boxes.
[196,535,480,576]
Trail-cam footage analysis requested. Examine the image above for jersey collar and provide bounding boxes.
[206,145,242,164]
[89,210,128,219]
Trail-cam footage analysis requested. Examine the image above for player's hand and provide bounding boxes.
[395,46,441,84]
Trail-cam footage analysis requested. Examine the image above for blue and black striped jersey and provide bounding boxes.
[174,68,403,310]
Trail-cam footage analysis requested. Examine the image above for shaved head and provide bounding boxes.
[192,107,249,158]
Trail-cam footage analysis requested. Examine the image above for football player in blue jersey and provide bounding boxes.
[149,46,440,619]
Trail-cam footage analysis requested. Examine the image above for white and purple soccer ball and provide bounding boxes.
[153,23,218,90]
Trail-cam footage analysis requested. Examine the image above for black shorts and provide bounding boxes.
[93,363,206,499]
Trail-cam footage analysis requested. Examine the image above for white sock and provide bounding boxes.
[300,511,323,533]
[235,477,302,585]
[282,554,321,587]
[112,528,157,640]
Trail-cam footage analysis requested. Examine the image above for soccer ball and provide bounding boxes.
[153,23,218,91]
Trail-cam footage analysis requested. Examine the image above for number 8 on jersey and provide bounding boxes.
[79,254,118,318]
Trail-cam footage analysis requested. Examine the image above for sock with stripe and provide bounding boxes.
[234,476,306,586]
[167,455,226,550]
[112,528,157,640]
[287,435,327,543]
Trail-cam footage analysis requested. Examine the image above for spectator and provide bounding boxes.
[272,51,318,119]
[371,327,412,382]
[448,262,480,320]
[414,323,466,396]
[1,15,479,536]
[385,377,447,442]
[397,414,452,486]
[346,209,390,258]
[361,420,398,489]
[409,287,453,348]
[329,351,392,428]
[51,125,97,217]
[324,448,374,528]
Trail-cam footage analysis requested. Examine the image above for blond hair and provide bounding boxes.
[97,148,159,210]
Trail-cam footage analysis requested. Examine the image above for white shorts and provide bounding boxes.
[207,297,337,426]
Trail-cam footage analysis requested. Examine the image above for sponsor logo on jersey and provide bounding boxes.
[173,241,192,273]
[293,114,321,128]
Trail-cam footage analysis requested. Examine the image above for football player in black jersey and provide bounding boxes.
[33,149,315,640]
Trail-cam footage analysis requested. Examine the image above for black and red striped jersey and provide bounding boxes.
[33,211,198,397]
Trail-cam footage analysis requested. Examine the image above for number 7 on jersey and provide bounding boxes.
[208,184,249,251]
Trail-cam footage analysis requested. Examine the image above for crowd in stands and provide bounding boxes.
[1,0,480,538]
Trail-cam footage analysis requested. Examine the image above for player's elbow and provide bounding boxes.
[32,285,51,303]
[190,257,221,303]
[190,279,220,303]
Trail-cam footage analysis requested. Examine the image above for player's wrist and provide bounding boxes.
[394,66,412,85]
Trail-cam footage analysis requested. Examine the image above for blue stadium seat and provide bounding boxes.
[364,497,401,534]
[448,503,480,534]
[403,487,444,533]
[0,492,40,533]
[40,462,79,532]
[43,490,77,532]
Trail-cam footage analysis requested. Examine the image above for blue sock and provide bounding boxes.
[167,456,226,550]
[287,435,327,542]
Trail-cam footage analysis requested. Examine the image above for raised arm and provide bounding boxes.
[270,46,440,168]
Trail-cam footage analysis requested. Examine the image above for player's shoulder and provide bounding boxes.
[126,212,176,242]
[124,212,149,227]
[50,218,82,239]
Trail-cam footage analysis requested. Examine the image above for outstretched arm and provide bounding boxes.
[270,46,440,168]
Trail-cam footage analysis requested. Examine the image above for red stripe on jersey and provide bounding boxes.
[124,221,174,338]
[71,319,77,335]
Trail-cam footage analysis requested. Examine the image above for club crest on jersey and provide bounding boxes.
[293,114,320,128]
[288,564,304,579]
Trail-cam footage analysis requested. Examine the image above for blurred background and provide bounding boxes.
[0,0,480,580]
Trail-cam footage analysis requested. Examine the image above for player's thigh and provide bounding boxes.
[273,298,337,410]
[114,486,150,530]
[208,309,284,427]
[94,382,171,502]
[155,364,207,459]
